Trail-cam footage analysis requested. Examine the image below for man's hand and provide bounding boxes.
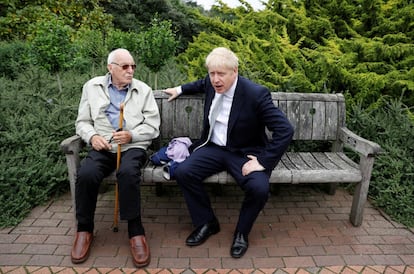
[110,130,132,145]
[242,155,265,176]
[164,88,179,102]
[91,135,111,151]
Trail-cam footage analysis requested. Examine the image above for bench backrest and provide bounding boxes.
[153,91,346,143]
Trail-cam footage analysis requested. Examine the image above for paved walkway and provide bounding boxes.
[1,184,413,273]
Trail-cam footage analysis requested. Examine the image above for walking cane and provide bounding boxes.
[113,103,124,232]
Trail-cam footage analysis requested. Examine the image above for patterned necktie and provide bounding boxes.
[194,94,223,151]
[207,94,223,141]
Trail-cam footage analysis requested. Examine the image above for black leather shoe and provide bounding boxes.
[230,232,249,258]
[186,218,220,246]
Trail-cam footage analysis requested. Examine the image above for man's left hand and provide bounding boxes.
[242,155,265,176]
[111,130,132,145]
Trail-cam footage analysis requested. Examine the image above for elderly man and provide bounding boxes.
[72,48,160,267]
[164,47,294,258]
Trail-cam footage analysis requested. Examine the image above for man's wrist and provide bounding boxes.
[89,134,98,145]
[176,86,183,95]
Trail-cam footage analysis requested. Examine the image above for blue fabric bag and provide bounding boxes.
[149,146,170,166]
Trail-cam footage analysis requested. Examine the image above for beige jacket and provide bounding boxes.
[76,73,160,153]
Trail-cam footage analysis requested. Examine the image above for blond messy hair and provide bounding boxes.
[205,47,239,70]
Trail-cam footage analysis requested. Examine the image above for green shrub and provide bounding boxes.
[0,68,86,227]
[347,95,414,227]
[0,41,32,79]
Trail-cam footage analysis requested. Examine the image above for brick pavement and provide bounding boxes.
[1,184,413,273]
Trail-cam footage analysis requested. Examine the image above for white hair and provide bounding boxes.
[107,48,131,64]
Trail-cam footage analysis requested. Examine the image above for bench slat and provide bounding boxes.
[298,152,326,169]
[286,152,313,170]
[312,101,326,139]
[324,152,358,170]
[312,152,341,170]
[325,101,340,139]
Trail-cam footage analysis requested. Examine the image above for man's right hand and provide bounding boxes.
[90,135,111,151]
[164,88,179,102]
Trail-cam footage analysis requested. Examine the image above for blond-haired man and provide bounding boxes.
[164,47,294,258]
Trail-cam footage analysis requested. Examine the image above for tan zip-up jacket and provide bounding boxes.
[75,73,160,153]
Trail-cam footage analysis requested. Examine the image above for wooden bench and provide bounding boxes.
[60,91,381,227]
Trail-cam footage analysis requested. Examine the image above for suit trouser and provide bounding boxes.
[175,143,270,236]
[75,148,146,225]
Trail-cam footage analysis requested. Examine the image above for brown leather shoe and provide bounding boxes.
[71,231,93,264]
[129,235,150,267]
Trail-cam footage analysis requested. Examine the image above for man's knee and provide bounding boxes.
[173,163,187,181]
[246,176,270,199]
[117,165,141,182]
[77,163,101,186]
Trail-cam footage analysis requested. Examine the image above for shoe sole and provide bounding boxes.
[231,250,247,258]
[133,258,151,268]
[71,248,91,264]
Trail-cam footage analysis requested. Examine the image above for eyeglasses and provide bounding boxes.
[111,62,137,70]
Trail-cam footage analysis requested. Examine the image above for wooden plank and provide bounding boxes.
[188,98,204,138]
[325,101,338,140]
[311,152,341,170]
[291,169,361,183]
[299,152,325,169]
[269,169,292,183]
[272,92,343,102]
[274,158,288,170]
[324,153,359,171]
[312,101,326,140]
[298,101,313,140]
[287,152,312,170]
[337,94,346,128]
[276,99,287,114]
[280,153,298,170]
[174,98,191,137]
[337,152,360,169]
[287,101,300,140]
[159,98,175,140]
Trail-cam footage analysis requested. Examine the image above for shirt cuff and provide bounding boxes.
[176,86,182,95]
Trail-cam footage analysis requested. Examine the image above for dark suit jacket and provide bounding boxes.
[181,75,294,171]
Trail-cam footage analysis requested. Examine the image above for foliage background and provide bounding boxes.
[0,0,413,228]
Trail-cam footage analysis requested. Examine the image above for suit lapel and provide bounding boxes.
[227,79,245,137]
[205,90,216,122]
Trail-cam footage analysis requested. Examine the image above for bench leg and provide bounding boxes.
[68,171,77,217]
[326,183,337,195]
[155,182,164,196]
[270,184,281,195]
[350,156,375,227]
[211,184,224,196]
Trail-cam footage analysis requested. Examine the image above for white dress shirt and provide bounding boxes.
[210,79,237,146]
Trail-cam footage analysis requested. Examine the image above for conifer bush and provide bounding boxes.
[0,68,88,227]
[347,95,414,227]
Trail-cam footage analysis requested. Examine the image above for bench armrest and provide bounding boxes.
[60,135,86,208]
[338,127,382,226]
[339,127,382,157]
[60,135,85,154]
